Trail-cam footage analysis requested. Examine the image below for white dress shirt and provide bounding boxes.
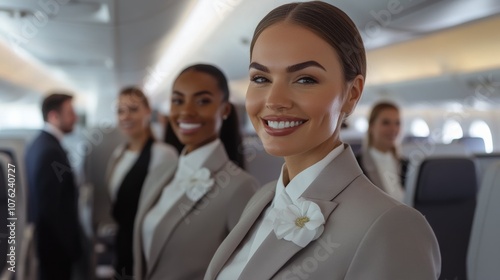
[109,150,139,201]
[43,122,64,142]
[141,139,220,261]
[369,148,404,202]
[217,144,345,279]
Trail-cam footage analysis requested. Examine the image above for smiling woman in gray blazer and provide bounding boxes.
[356,102,408,202]
[132,64,259,280]
[204,2,441,280]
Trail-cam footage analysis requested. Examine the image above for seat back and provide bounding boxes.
[0,139,30,279]
[467,161,500,280]
[473,153,500,185]
[452,137,486,154]
[0,153,9,274]
[413,157,478,280]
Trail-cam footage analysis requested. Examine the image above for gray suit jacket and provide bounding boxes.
[357,148,409,193]
[358,148,385,189]
[205,145,441,280]
[133,143,259,280]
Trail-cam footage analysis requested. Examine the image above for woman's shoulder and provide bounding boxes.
[152,142,178,159]
[146,142,178,175]
[110,143,127,159]
[216,160,260,191]
[328,176,440,276]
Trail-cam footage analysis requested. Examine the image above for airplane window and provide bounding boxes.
[469,120,493,153]
[0,104,43,129]
[442,119,463,144]
[354,117,368,133]
[410,118,430,137]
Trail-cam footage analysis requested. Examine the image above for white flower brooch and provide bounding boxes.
[183,167,214,202]
[272,199,325,247]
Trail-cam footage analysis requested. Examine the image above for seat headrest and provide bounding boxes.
[416,157,477,203]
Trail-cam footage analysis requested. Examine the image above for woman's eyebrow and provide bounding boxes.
[249,62,269,72]
[172,90,213,97]
[287,60,326,72]
[248,61,326,73]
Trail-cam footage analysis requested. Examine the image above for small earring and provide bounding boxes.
[222,115,228,120]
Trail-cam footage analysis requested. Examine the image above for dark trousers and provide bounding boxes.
[114,228,134,279]
[36,235,73,280]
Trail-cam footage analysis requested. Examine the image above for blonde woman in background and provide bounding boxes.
[105,87,178,277]
[356,102,408,202]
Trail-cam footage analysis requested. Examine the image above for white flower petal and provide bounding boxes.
[287,204,302,218]
[283,226,316,247]
[282,208,298,223]
[299,200,313,215]
[305,219,323,230]
[183,168,214,202]
[271,198,326,248]
[274,223,296,239]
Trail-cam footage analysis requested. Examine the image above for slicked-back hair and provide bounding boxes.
[117,86,154,140]
[119,86,151,109]
[250,1,366,82]
[367,102,401,158]
[166,64,245,169]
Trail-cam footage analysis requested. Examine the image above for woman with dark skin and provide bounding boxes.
[133,64,258,280]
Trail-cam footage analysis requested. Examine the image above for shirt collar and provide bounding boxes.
[273,143,345,207]
[43,122,64,142]
[177,138,221,174]
[369,147,393,160]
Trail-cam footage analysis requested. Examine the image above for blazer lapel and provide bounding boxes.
[238,144,362,279]
[146,142,230,276]
[238,198,339,280]
[206,183,275,280]
[146,194,198,276]
[105,143,126,186]
[134,162,176,278]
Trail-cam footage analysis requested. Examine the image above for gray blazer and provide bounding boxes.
[133,143,259,280]
[358,147,385,189]
[357,148,409,192]
[205,145,441,280]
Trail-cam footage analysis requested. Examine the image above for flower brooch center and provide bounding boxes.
[295,216,310,228]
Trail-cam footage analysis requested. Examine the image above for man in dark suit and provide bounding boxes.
[25,93,82,280]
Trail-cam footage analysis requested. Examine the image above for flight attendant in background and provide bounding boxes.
[204,2,440,279]
[357,102,408,202]
[105,87,178,277]
[133,64,258,280]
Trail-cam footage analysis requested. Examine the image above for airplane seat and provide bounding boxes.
[83,126,124,230]
[413,157,478,280]
[467,161,500,280]
[82,126,124,278]
[403,135,430,144]
[16,223,38,280]
[242,135,284,185]
[0,143,30,280]
[401,142,468,159]
[452,137,486,153]
[0,153,9,275]
[473,153,500,185]
[403,142,470,206]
